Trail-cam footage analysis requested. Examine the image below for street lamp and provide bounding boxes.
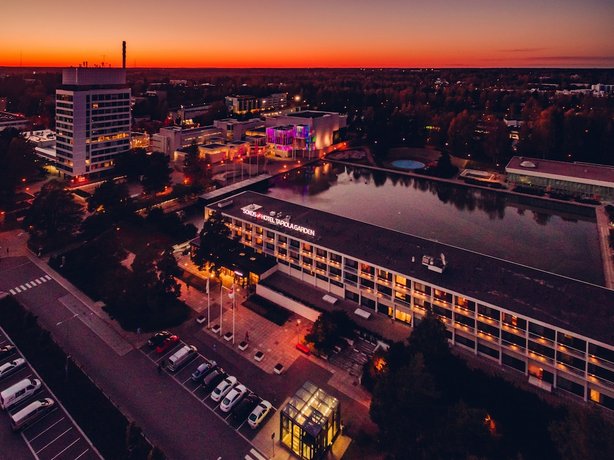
[296,319,301,345]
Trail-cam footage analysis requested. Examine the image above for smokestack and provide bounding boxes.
[122,41,126,69]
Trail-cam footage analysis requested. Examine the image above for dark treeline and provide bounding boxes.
[1,67,613,164]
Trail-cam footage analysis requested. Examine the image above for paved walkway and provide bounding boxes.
[176,256,373,408]
[595,205,614,289]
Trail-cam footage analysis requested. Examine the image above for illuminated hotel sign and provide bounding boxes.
[241,205,316,237]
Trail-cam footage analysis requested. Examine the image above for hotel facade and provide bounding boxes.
[205,191,614,412]
[55,68,131,177]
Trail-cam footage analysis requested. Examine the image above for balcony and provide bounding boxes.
[501,323,526,337]
[528,332,555,348]
[557,344,586,360]
[501,340,525,355]
[528,351,554,365]
[454,306,475,318]
[359,271,374,281]
[556,363,585,377]
[588,355,614,372]
[477,313,499,326]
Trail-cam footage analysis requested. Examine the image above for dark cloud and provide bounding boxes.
[497,48,547,53]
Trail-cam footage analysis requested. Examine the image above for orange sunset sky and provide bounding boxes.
[1,0,613,68]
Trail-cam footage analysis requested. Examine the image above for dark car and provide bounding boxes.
[147,331,172,348]
[202,369,226,391]
[0,345,16,360]
[231,393,260,422]
[155,335,179,354]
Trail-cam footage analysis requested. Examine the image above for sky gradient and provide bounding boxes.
[1,0,613,68]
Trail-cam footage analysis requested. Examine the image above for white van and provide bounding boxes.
[10,398,55,431]
[0,358,25,380]
[1,378,42,410]
[166,345,197,372]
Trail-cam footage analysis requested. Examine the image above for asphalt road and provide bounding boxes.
[1,254,368,459]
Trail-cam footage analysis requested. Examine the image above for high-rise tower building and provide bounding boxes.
[55,67,131,178]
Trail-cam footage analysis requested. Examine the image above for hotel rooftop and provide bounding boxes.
[214,191,614,345]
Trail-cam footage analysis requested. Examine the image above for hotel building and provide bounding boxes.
[205,190,614,411]
[55,68,131,177]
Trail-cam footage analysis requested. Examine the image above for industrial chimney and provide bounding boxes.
[122,41,126,68]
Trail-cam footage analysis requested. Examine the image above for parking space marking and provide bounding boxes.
[138,344,271,460]
[0,327,103,460]
[27,417,66,442]
[35,426,73,453]
[49,436,80,460]
[73,448,90,460]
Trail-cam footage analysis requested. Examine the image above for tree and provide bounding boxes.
[193,211,234,271]
[183,145,212,190]
[0,129,41,206]
[305,310,355,354]
[549,408,614,460]
[369,353,441,458]
[24,180,83,249]
[87,179,132,221]
[447,110,477,155]
[483,117,512,165]
[114,148,149,181]
[142,152,172,194]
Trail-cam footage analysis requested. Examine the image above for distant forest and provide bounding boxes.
[1,67,613,165]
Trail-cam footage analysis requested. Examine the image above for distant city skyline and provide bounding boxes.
[1,0,613,68]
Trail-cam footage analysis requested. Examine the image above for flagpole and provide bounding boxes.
[232,284,236,345]
[206,277,210,329]
[220,283,223,336]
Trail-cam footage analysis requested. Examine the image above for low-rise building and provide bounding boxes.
[0,112,30,131]
[23,129,57,163]
[265,111,347,158]
[130,131,150,150]
[151,125,222,155]
[214,118,263,142]
[205,191,614,412]
[506,156,614,201]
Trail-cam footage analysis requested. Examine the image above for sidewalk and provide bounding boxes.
[176,258,373,408]
[595,205,614,289]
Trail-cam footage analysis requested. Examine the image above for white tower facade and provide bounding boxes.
[55,68,131,177]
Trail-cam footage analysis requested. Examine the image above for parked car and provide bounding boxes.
[202,369,226,391]
[147,331,172,348]
[0,345,16,360]
[232,393,260,422]
[191,360,217,382]
[211,376,237,402]
[0,358,25,380]
[248,400,272,428]
[220,384,248,412]
[156,335,179,353]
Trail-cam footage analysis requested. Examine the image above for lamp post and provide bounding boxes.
[56,312,79,381]
[296,319,301,345]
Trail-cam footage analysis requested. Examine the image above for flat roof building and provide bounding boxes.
[55,67,131,177]
[506,156,614,201]
[206,191,614,411]
[0,112,29,132]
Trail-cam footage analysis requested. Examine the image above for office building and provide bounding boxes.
[214,118,263,142]
[204,191,614,411]
[225,93,288,115]
[55,68,131,177]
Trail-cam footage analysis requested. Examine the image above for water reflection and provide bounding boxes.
[267,162,602,284]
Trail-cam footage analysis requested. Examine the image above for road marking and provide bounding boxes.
[73,448,90,460]
[35,279,42,285]
[43,275,51,281]
[49,437,80,460]
[9,289,16,295]
[38,277,47,283]
[27,417,66,442]
[36,426,73,453]
[249,448,268,460]
[25,282,32,288]
[20,285,27,291]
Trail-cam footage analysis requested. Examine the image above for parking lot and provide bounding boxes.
[140,338,273,458]
[0,327,101,460]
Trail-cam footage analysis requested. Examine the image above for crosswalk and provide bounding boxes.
[8,274,52,295]
[245,447,268,460]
